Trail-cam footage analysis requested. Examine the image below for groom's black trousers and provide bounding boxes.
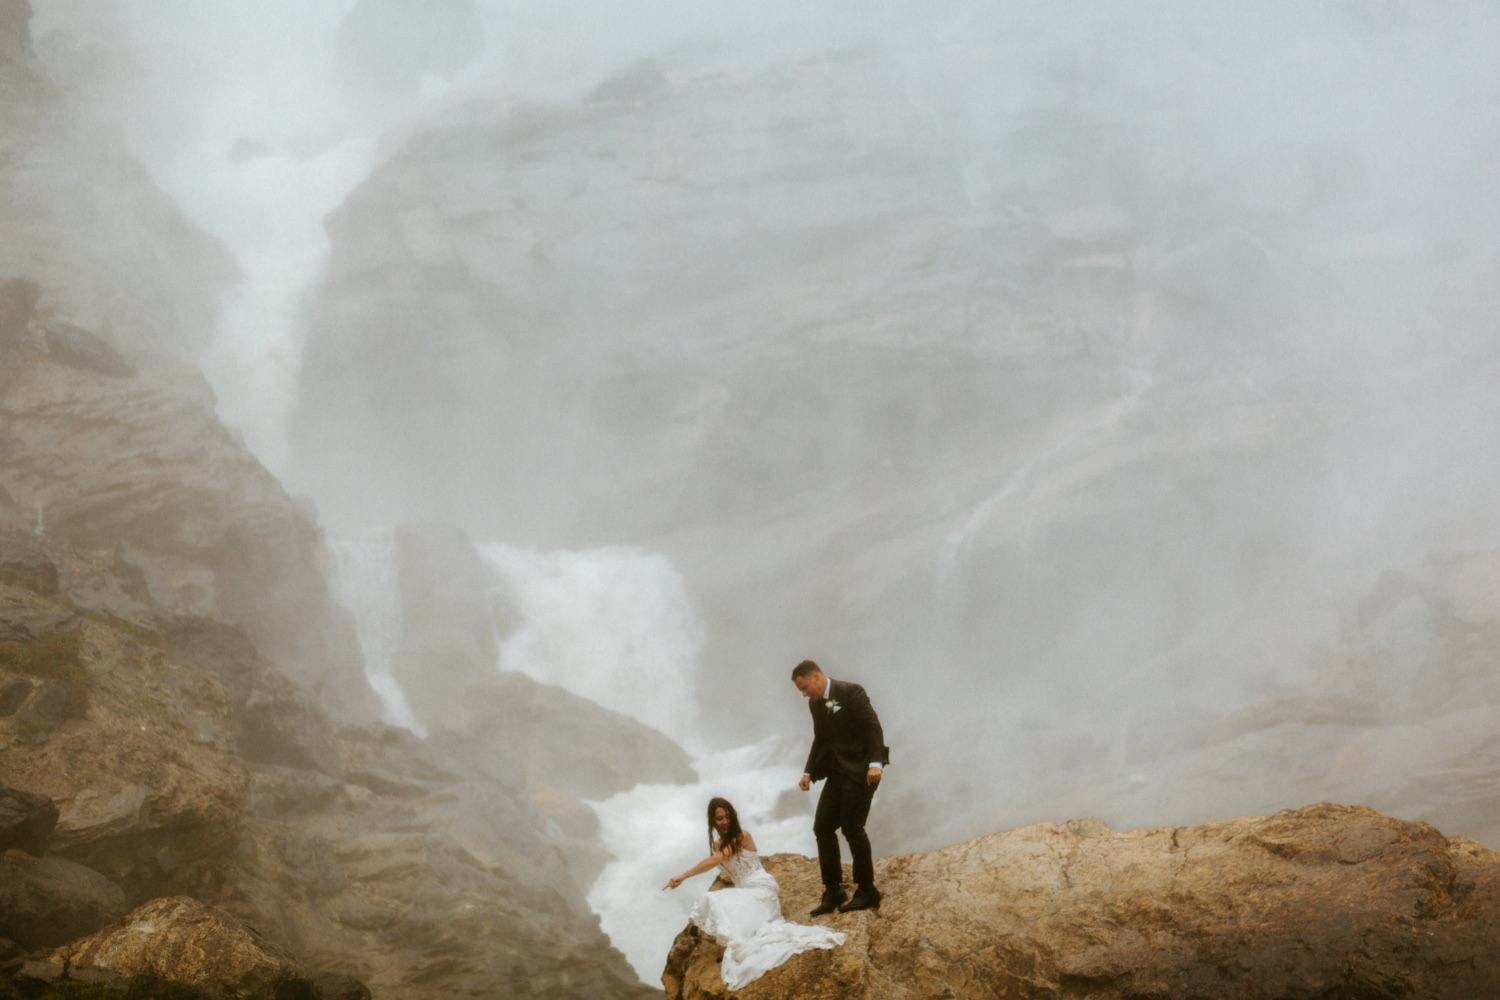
[813,772,877,890]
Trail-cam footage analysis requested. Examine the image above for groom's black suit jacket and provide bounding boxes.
[803,679,890,783]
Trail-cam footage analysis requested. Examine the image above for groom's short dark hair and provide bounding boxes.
[791,660,822,680]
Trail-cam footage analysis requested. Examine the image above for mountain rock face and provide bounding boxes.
[0,0,233,364]
[290,25,1500,857]
[0,6,674,993]
[663,804,1500,1000]
[0,338,379,724]
[0,576,657,999]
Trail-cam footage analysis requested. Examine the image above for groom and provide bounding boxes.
[792,660,890,915]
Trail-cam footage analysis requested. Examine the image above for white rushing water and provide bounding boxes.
[479,543,707,751]
[333,533,799,984]
[588,738,821,984]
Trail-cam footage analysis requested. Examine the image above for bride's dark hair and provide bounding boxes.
[706,797,743,855]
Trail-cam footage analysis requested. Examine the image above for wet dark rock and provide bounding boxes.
[0,853,126,950]
[42,321,135,378]
[312,972,372,1000]
[14,678,69,731]
[5,959,67,1000]
[0,781,57,853]
[159,617,338,773]
[0,538,58,596]
[242,765,343,818]
[0,608,76,644]
[50,784,149,856]
[0,676,31,715]
[111,542,177,608]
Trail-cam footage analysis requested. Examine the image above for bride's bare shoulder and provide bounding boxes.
[739,829,758,853]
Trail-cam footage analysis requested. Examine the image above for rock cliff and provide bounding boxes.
[663,804,1500,1000]
[0,0,233,363]
[288,22,1500,861]
[0,6,675,995]
[0,576,655,999]
[0,305,378,724]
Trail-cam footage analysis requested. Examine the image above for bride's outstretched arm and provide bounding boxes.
[663,845,731,890]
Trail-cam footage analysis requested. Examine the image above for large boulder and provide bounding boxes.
[0,853,126,950]
[663,804,1500,1000]
[56,896,319,1000]
[0,781,57,854]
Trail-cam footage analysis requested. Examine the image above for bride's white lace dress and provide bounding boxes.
[689,849,846,989]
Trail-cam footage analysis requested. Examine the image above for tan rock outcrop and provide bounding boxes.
[56,896,317,1000]
[663,804,1500,1000]
[0,601,248,902]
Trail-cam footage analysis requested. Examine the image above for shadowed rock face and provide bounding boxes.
[0,781,57,852]
[0,854,126,950]
[664,804,1500,1000]
[0,349,380,724]
[0,579,658,999]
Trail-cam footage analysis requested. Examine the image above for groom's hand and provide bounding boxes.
[799,774,811,791]
[867,767,882,787]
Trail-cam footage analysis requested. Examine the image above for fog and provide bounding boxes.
[27,0,1500,983]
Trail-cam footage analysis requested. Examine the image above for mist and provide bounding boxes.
[24,0,1500,983]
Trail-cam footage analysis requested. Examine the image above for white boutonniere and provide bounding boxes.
[825,698,841,713]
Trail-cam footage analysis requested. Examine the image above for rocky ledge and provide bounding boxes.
[663,804,1500,1000]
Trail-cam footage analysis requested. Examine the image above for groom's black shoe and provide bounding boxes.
[809,889,847,916]
[838,885,882,912]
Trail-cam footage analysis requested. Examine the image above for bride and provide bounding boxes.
[663,797,846,989]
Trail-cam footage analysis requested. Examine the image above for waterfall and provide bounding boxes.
[325,533,428,737]
[479,543,706,750]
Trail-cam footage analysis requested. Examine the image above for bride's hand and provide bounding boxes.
[663,875,684,890]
